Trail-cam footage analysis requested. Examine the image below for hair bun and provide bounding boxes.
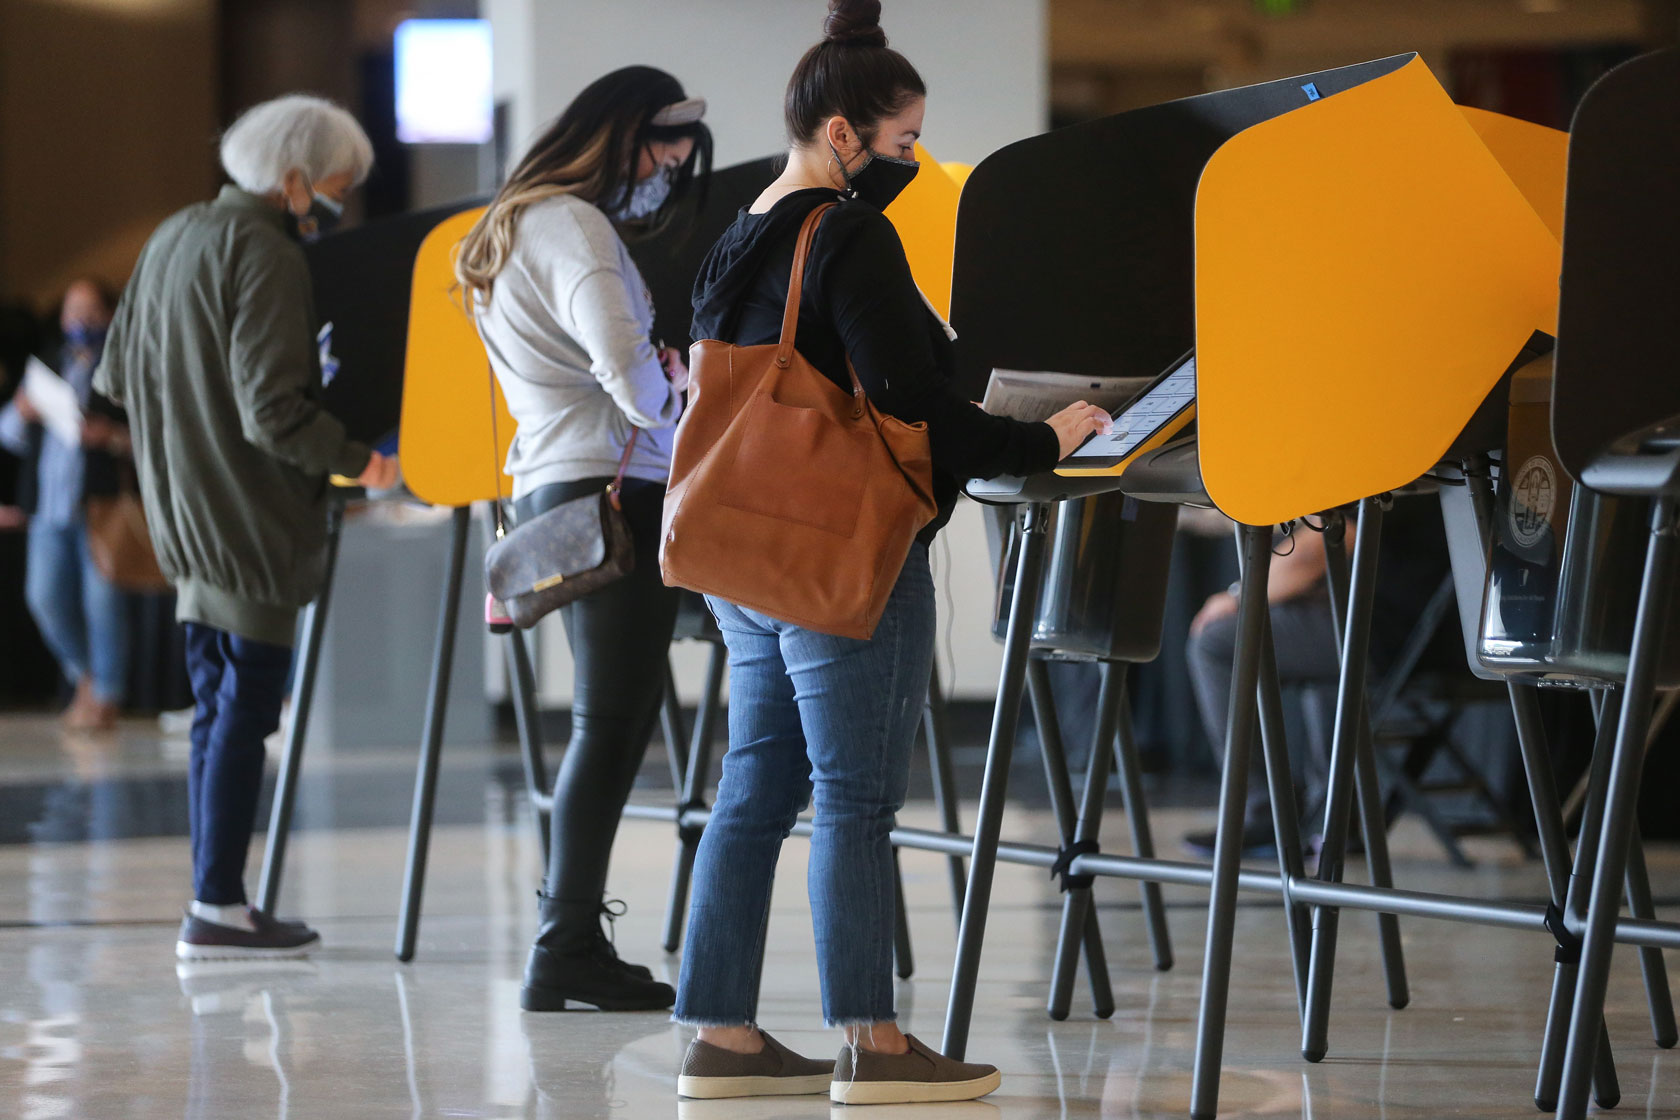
[824,0,887,48]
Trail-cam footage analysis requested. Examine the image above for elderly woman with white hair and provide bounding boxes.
[95,94,397,960]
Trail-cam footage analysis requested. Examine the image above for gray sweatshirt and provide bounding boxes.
[475,194,682,498]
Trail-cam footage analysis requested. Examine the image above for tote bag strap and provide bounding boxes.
[774,202,865,418]
[774,202,837,369]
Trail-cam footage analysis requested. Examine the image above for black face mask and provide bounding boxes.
[833,143,920,210]
[288,186,345,243]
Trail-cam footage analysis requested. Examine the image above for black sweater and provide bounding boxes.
[690,188,1060,542]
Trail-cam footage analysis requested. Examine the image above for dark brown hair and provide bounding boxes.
[784,0,926,147]
[457,66,712,305]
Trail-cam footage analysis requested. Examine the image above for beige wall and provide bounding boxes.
[489,0,1048,173]
[0,0,219,311]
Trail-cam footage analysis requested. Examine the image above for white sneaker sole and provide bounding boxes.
[829,1069,1002,1105]
[175,940,318,962]
[677,1072,833,1099]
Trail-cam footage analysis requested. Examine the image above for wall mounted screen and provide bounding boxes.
[395,19,492,144]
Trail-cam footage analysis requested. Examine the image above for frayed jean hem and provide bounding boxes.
[671,1015,758,1029]
[826,1013,898,1030]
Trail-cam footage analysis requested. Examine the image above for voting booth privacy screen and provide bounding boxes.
[952,54,1565,526]
[1553,47,1680,485]
[366,152,974,508]
[307,200,484,448]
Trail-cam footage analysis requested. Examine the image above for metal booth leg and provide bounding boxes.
[1188,520,1273,1120]
[1114,683,1174,973]
[1452,458,1621,1109]
[1560,688,1679,829]
[1583,688,1680,1051]
[660,659,689,793]
[1511,681,1622,1111]
[1040,659,1120,1022]
[1624,819,1678,1049]
[924,662,968,924]
[1536,688,1625,1111]
[1556,497,1678,1120]
[893,848,915,980]
[256,497,345,914]
[1320,511,1410,1014]
[395,505,471,962]
[1256,610,1312,1013]
[1301,496,1390,1062]
[506,626,550,865]
[1625,819,1678,1048]
[482,509,555,866]
[942,501,1052,1060]
[661,638,727,953]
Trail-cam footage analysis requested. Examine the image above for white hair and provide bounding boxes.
[219,94,374,195]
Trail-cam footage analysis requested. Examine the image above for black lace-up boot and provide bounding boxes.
[520,894,673,1012]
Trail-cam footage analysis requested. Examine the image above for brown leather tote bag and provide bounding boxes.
[659,202,937,640]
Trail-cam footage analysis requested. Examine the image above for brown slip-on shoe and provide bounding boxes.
[677,1031,834,1099]
[175,909,320,961]
[830,1033,1001,1105]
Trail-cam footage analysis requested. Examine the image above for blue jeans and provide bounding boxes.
[183,624,293,905]
[675,543,935,1027]
[25,517,129,703]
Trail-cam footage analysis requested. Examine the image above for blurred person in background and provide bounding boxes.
[456,65,712,1014]
[95,94,397,960]
[1,280,131,730]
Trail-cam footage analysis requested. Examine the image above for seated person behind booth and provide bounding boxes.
[1184,502,1448,857]
[1184,519,1341,857]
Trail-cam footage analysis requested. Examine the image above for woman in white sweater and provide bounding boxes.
[456,66,711,1012]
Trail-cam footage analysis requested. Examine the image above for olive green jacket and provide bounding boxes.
[95,186,370,646]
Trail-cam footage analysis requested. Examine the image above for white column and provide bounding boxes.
[491,0,1047,169]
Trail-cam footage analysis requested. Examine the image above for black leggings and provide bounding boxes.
[513,478,680,905]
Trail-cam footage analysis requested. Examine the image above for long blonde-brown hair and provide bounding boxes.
[455,66,712,309]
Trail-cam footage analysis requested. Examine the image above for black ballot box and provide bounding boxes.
[1478,358,1680,687]
[992,491,1179,663]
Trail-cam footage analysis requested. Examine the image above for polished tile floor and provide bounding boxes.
[1,715,1677,1119]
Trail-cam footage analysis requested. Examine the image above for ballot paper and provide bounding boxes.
[980,370,1149,423]
[22,357,83,447]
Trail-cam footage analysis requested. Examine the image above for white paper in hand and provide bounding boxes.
[980,370,1149,423]
[23,357,84,446]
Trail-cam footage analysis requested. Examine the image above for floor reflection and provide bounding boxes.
[0,709,1676,1119]
[180,962,313,1120]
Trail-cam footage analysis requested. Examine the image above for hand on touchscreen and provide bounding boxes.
[1048,401,1114,459]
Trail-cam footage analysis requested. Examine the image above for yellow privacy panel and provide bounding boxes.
[940,161,974,188]
[1194,56,1561,526]
[1458,106,1569,240]
[399,205,515,508]
[884,144,963,319]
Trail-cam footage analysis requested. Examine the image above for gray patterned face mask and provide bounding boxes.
[615,167,674,221]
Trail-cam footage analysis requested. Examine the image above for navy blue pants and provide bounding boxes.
[183,623,292,905]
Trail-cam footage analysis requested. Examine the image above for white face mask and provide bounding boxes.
[615,167,674,221]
